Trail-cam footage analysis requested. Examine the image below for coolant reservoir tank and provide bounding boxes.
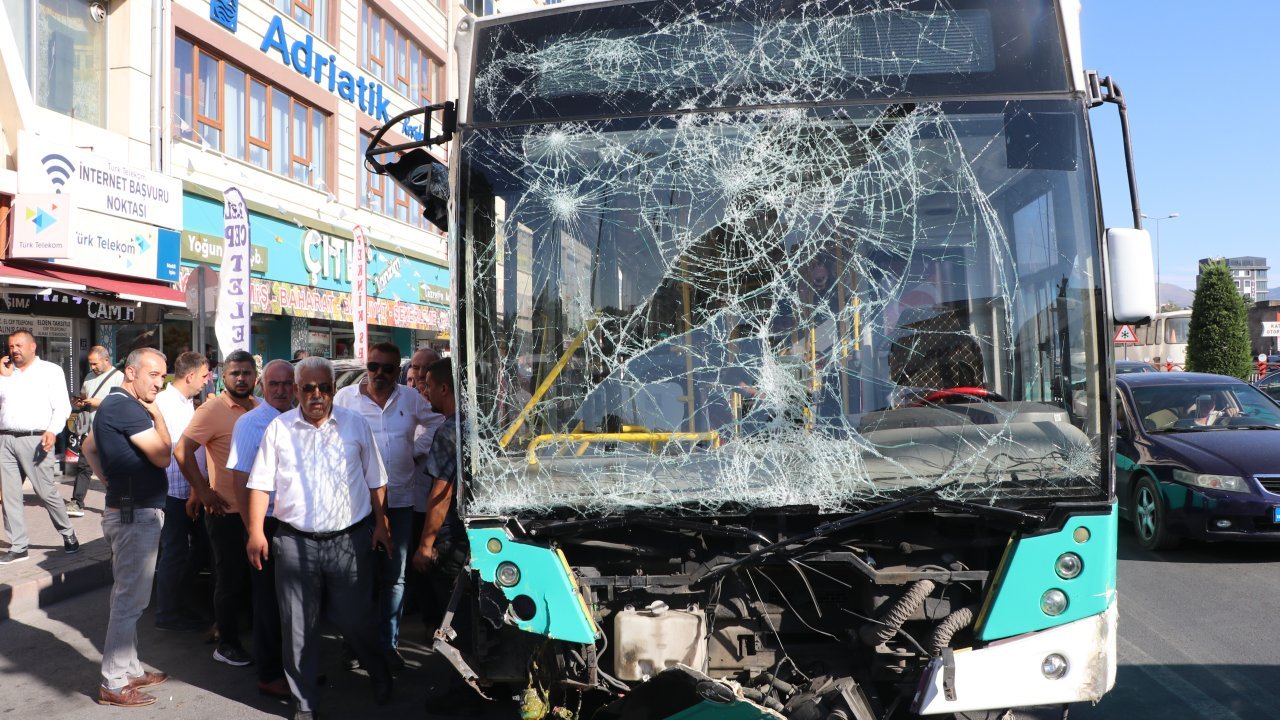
[612,601,708,681]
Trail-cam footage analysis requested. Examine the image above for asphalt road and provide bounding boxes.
[2,528,1278,719]
[1057,531,1280,720]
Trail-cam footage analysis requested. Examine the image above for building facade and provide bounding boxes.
[1,0,454,385]
[1198,256,1269,304]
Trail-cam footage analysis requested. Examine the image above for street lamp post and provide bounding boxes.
[1141,212,1180,308]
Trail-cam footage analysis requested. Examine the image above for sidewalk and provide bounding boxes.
[0,469,113,620]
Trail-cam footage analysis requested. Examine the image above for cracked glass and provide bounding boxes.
[455,0,1105,518]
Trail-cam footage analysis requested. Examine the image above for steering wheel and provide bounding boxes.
[914,386,1009,406]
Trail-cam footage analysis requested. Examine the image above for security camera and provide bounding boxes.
[89,2,106,22]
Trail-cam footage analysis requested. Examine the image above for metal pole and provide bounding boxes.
[196,268,206,368]
[1141,213,1179,309]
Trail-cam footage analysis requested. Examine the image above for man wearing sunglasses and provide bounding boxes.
[334,342,442,670]
[245,356,393,719]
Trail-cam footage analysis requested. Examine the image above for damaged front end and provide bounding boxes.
[433,503,1116,720]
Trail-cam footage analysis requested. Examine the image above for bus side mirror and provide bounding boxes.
[1107,228,1156,324]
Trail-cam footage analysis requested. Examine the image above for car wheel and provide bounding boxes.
[1133,475,1179,551]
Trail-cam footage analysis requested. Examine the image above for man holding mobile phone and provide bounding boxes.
[0,330,77,564]
[80,347,172,707]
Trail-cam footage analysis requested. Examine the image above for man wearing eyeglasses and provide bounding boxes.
[333,342,442,670]
[245,356,393,719]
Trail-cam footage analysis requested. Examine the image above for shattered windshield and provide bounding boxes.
[456,0,1105,518]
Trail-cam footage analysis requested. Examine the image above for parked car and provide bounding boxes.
[1256,370,1280,403]
[1116,359,1158,375]
[1115,372,1280,550]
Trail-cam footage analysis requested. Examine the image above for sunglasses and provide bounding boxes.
[301,383,334,395]
[367,362,399,374]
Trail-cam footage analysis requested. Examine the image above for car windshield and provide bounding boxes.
[1130,382,1280,432]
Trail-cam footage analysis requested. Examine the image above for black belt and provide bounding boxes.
[282,514,371,541]
[0,430,43,437]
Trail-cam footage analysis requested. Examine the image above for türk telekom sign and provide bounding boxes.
[17,130,182,230]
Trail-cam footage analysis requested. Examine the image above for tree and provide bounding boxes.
[1185,261,1252,378]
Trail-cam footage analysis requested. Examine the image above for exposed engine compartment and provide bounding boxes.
[458,508,1031,720]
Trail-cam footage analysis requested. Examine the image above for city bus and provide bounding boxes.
[368,1,1156,717]
[1113,309,1190,370]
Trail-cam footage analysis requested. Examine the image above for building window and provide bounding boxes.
[360,2,444,109]
[7,0,107,125]
[175,36,329,190]
[273,0,328,38]
[359,132,436,231]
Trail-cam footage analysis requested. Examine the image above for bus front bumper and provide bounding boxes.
[913,600,1117,715]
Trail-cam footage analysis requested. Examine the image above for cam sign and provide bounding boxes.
[17,131,182,230]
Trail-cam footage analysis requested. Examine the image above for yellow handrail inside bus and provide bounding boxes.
[499,319,598,449]
[526,431,720,465]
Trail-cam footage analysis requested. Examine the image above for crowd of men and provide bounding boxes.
[0,331,464,720]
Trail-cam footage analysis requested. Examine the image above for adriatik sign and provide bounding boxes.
[259,16,425,141]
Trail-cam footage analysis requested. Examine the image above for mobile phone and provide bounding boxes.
[120,497,135,524]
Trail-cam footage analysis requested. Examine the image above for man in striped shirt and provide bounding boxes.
[152,351,210,632]
[227,359,295,699]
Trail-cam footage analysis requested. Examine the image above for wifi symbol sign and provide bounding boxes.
[41,153,75,193]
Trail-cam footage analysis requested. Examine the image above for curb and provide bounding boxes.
[0,548,114,622]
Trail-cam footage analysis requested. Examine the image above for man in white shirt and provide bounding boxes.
[245,356,393,718]
[226,359,295,699]
[152,351,210,632]
[334,342,442,668]
[67,345,124,517]
[0,330,77,564]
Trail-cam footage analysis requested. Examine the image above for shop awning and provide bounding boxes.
[39,268,186,308]
[0,263,87,292]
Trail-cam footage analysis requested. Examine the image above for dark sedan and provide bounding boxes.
[1115,372,1280,550]
[1116,360,1158,374]
[1256,370,1280,403]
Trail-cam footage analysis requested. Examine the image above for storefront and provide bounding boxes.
[176,192,448,362]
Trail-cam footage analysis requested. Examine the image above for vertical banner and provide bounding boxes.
[215,188,252,356]
[351,225,369,363]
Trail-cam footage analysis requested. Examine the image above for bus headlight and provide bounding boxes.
[496,561,522,587]
[1055,552,1083,579]
[1172,470,1248,493]
[1040,589,1069,616]
[1041,653,1069,679]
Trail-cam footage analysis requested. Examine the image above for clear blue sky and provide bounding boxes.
[1084,4,1280,291]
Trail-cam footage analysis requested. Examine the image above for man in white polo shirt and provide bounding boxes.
[333,341,441,669]
[245,356,392,720]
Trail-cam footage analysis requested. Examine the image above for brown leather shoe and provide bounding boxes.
[126,671,168,690]
[98,685,157,707]
[257,677,291,698]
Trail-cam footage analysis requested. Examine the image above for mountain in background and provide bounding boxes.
[1270,287,1280,301]
[1159,283,1195,308]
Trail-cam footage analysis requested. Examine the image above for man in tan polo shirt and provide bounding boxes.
[175,349,260,668]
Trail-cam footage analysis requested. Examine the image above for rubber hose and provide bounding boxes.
[927,604,980,655]
[859,579,936,646]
